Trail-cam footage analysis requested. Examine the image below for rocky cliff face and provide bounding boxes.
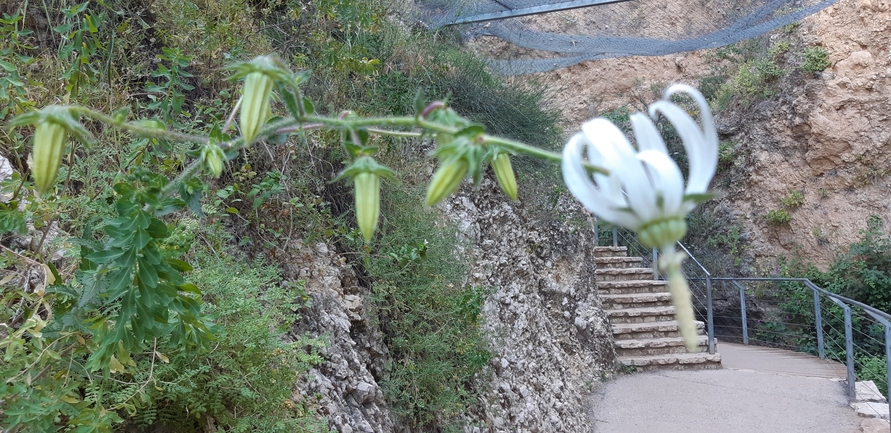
[713,0,891,268]
[444,178,615,433]
[287,175,615,432]
[542,0,891,270]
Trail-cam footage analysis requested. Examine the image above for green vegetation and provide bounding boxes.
[762,218,891,396]
[1,0,563,431]
[781,190,805,208]
[800,46,831,73]
[765,209,792,225]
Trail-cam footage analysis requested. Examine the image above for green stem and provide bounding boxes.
[70,107,209,144]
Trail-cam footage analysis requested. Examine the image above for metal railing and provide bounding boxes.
[595,220,891,416]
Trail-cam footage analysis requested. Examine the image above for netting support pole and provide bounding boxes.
[444,0,633,26]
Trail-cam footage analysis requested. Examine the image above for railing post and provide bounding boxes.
[813,290,825,359]
[736,281,748,345]
[593,220,599,245]
[612,228,618,247]
[652,248,658,279]
[843,304,855,399]
[706,275,715,355]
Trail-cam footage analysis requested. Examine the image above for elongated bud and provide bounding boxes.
[354,172,381,243]
[202,144,226,178]
[240,72,274,144]
[426,159,468,206]
[492,153,517,200]
[32,120,66,194]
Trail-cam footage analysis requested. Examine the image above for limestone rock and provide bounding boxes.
[442,178,616,433]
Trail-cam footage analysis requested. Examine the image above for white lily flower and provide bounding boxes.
[562,84,718,352]
[562,83,718,250]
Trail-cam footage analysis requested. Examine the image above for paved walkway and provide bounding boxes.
[590,342,864,433]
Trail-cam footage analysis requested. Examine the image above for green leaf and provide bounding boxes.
[302,96,315,115]
[85,249,125,264]
[137,257,158,288]
[132,228,151,250]
[0,60,15,72]
[166,259,193,272]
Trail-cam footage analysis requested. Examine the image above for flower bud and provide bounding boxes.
[32,120,66,194]
[638,219,688,250]
[426,158,468,206]
[240,71,274,144]
[202,144,226,178]
[354,172,380,242]
[492,153,517,200]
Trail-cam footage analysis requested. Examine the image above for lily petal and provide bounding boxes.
[630,113,669,154]
[583,119,659,223]
[562,133,643,228]
[637,150,685,216]
[648,100,717,194]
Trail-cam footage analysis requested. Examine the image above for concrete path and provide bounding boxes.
[591,343,864,433]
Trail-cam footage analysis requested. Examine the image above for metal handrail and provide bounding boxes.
[596,220,891,414]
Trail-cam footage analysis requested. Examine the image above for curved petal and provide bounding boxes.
[630,113,668,155]
[562,133,642,229]
[637,150,685,216]
[648,100,717,194]
[582,119,659,223]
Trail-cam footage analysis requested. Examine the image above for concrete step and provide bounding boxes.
[595,267,657,282]
[615,336,709,357]
[607,306,677,324]
[593,246,628,258]
[612,320,705,340]
[601,292,674,310]
[594,256,644,269]
[618,352,723,371]
[597,280,669,294]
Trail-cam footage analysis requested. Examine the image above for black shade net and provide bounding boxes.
[411,0,841,74]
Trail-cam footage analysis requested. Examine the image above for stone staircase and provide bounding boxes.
[594,246,722,371]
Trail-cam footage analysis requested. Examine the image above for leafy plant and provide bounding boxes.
[781,190,804,208]
[765,209,791,225]
[801,47,831,73]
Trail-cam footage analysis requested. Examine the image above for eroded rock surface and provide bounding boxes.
[444,178,616,433]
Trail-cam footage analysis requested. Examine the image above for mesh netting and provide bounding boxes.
[411,0,840,74]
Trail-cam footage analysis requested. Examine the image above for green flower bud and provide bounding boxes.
[240,71,274,144]
[426,158,468,206]
[492,153,517,200]
[638,219,688,250]
[202,144,226,178]
[354,172,381,243]
[32,120,66,195]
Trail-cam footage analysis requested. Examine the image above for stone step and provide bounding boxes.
[618,352,723,371]
[607,306,677,324]
[612,320,705,340]
[615,336,709,357]
[593,256,644,269]
[593,246,628,258]
[601,292,674,310]
[595,267,657,282]
[597,280,669,294]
